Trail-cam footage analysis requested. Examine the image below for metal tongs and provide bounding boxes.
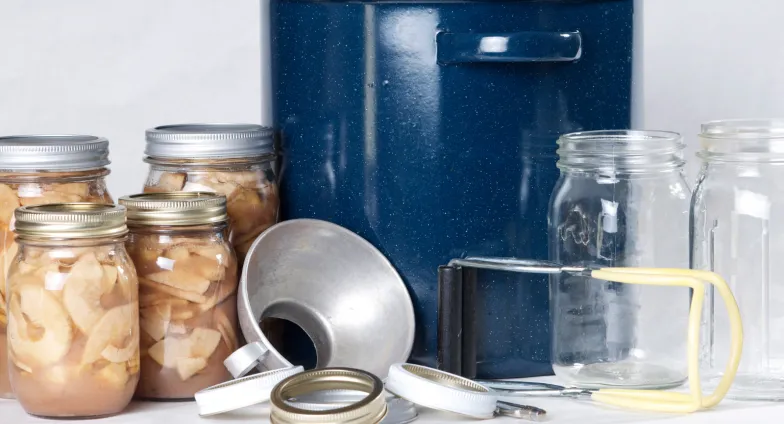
[476,380,595,400]
[436,256,743,413]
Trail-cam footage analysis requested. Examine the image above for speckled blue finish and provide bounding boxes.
[272,0,633,378]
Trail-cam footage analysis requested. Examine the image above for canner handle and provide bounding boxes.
[436,31,582,65]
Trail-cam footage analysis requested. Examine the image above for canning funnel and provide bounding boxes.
[238,219,415,377]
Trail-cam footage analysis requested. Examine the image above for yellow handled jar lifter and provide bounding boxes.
[436,257,743,413]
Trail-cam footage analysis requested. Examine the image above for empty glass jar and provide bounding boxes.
[548,130,691,389]
[692,119,784,400]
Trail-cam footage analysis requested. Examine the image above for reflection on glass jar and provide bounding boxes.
[0,135,114,399]
[141,124,278,264]
[8,204,138,418]
[692,119,784,400]
[548,130,691,389]
[120,192,239,400]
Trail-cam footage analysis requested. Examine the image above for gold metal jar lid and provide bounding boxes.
[14,203,128,240]
[118,192,228,226]
[270,368,387,424]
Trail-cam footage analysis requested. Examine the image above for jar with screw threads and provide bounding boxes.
[8,204,138,418]
[0,135,114,399]
[120,192,239,400]
[548,130,692,389]
[142,124,278,264]
[692,119,784,400]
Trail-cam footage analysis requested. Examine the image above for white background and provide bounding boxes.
[1,0,784,194]
[1,2,784,422]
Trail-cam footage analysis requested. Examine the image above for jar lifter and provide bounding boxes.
[437,257,743,413]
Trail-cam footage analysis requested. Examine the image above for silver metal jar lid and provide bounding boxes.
[384,364,497,419]
[144,123,274,160]
[14,203,128,240]
[119,192,228,227]
[270,368,388,424]
[0,135,110,172]
[194,366,305,417]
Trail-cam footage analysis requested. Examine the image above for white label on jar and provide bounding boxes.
[16,183,42,198]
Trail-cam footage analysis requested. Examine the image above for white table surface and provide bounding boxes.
[1,377,782,424]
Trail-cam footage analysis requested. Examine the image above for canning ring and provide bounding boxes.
[224,341,270,378]
[384,363,498,419]
[287,390,419,424]
[270,368,388,424]
[194,366,304,416]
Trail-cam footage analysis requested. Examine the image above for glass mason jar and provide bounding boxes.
[7,204,138,418]
[142,124,278,264]
[0,135,113,399]
[548,130,692,389]
[119,192,239,400]
[692,119,784,400]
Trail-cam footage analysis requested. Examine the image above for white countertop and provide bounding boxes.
[2,385,783,424]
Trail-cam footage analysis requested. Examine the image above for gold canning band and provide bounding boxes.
[270,368,387,424]
[119,192,228,226]
[14,203,127,240]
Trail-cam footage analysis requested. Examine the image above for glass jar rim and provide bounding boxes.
[126,221,228,234]
[0,168,110,183]
[557,130,685,174]
[700,119,784,139]
[560,129,682,143]
[144,154,275,167]
[698,119,784,162]
[16,235,128,247]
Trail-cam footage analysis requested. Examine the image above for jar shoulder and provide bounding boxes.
[549,174,691,213]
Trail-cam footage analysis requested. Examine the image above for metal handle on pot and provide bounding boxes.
[436,31,582,65]
[437,257,589,377]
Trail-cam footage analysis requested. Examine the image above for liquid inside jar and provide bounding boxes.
[127,231,239,400]
[7,243,139,417]
[0,176,113,399]
[143,165,278,261]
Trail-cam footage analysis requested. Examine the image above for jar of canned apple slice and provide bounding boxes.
[119,192,239,400]
[142,124,278,264]
[0,135,114,399]
[8,204,138,418]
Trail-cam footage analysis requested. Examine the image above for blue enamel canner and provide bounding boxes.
[271,0,633,378]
